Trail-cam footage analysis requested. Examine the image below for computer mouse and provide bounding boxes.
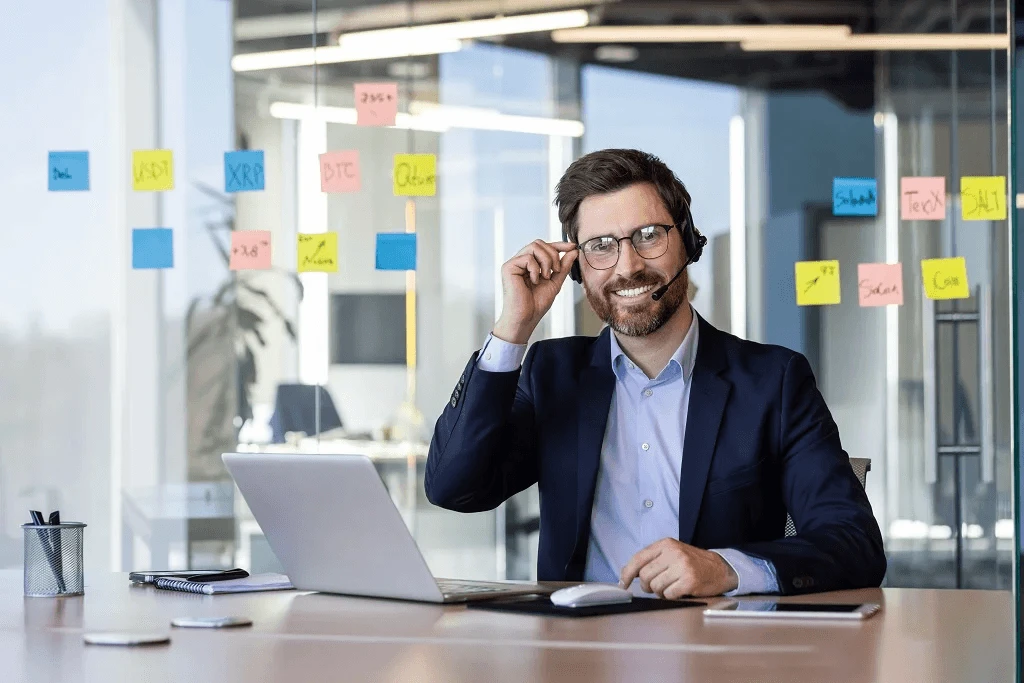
[549,583,633,608]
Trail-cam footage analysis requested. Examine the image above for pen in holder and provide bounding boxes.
[22,522,86,597]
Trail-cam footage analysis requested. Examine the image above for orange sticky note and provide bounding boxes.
[900,177,946,220]
[319,150,361,193]
[354,83,398,126]
[857,263,903,307]
[230,231,272,270]
[297,233,338,273]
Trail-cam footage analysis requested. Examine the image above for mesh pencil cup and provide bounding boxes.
[22,522,86,597]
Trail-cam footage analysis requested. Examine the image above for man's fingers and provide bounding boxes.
[551,250,579,286]
[507,253,543,285]
[639,562,670,594]
[662,577,691,600]
[648,566,681,597]
[619,545,663,588]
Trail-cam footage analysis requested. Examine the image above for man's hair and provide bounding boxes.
[554,149,693,244]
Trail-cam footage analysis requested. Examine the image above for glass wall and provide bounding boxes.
[0,1,1017,634]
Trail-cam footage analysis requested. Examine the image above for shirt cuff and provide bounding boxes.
[711,548,780,596]
[476,333,528,372]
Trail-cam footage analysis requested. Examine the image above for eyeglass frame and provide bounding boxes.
[575,223,682,271]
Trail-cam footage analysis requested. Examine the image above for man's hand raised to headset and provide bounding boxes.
[492,240,579,345]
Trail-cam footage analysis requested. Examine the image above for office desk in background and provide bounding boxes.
[0,571,1012,682]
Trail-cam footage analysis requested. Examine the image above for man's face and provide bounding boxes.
[576,182,689,337]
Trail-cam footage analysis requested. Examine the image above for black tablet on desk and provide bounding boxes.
[465,595,705,618]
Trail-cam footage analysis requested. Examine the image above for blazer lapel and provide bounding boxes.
[570,328,615,571]
[677,317,731,544]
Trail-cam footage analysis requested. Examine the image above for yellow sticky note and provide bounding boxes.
[921,257,969,300]
[132,149,174,191]
[393,154,436,196]
[297,233,339,272]
[961,176,1006,220]
[795,260,841,306]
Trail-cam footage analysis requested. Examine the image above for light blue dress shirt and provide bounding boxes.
[476,318,779,597]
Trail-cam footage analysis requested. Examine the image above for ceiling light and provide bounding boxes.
[740,33,1009,51]
[552,24,851,43]
[339,9,589,48]
[231,39,463,72]
[269,101,584,138]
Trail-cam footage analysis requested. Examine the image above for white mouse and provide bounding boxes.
[550,583,633,608]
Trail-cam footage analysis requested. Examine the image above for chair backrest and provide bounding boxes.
[784,457,870,537]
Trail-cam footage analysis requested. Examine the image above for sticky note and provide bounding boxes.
[795,260,841,306]
[355,82,398,126]
[230,231,272,270]
[900,177,946,220]
[224,150,265,192]
[48,151,89,191]
[393,154,436,196]
[857,263,903,307]
[132,149,174,191]
[320,150,360,193]
[833,177,877,216]
[961,176,1006,220]
[132,228,174,269]
[921,257,970,300]
[375,233,417,270]
[297,233,338,272]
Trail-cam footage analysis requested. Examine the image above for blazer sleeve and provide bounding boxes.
[424,345,540,513]
[733,352,887,594]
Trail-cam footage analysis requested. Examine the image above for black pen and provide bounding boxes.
[29,510,64,593]
[48,511,66,594]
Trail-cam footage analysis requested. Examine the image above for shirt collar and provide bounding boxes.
[609,309,699,382]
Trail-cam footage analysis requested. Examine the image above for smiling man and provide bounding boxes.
[425,148,886,598]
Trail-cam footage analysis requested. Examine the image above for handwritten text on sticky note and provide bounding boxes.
[225,150,265,192]
[132,150,174,191]
[48,151,90,191]
[355,83,398,126]
[230,231,272,270]
[921,257,970,300]
[858,263,903,307]
[795,260,841,306]
[961,176,1006,220]
[132,228,174,269]
[297,233,338,272]
[833,177,877,216]
[376,233,417,271]
[320,150,361,193]
[900,177,945,220]
[394,154,436,196]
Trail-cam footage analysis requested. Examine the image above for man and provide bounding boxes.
[425,148,886,598]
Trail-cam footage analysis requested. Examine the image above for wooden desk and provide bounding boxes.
[0,571,1012,682]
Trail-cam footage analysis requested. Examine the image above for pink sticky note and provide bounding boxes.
[900,177,946,220]
[857,262,903,307]
[230,231,272,270]
[320,150,361,193]
[354,83,398,126]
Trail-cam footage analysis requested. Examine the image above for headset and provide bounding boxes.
[564,195,707,301]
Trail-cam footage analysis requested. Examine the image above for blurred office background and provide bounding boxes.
[0,0,1018,591]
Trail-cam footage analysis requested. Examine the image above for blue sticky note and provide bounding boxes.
[132,228,174,269]
[833,177,878,216]
[375,233,417,270]
[224,150,265,192]
[48,151,90,191]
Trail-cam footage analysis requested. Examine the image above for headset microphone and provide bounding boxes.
[650,252,697,301]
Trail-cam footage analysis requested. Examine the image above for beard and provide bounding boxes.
[585,267,689,337]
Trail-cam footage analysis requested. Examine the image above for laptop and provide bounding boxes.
[222,452,548,603]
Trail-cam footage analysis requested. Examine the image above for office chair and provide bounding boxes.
[784,457,871,537]
[269,384,343,444]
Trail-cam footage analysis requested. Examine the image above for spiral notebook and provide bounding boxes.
[153,573,293,595]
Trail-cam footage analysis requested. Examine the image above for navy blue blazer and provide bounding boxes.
[425,316,886,594]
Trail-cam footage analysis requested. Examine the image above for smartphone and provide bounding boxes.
[703,600,881,620]
[129,569,248,584]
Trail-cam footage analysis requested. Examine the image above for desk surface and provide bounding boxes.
[0,571,1012,683]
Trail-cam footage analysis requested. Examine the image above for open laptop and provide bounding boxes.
[222,452,548,603]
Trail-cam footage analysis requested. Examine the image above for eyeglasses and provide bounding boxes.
[578,224,679,270]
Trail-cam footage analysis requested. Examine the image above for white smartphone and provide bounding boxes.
[703,600,881,621]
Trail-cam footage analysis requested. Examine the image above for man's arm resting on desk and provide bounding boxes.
[424,334,537,513]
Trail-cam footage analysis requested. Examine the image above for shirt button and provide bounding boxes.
[641,443,650,451]
[485,352,492,361]
[644,499,654,509]
[644,389,653,397]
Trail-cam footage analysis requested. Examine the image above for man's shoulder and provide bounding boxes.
[528,334,600,362]
[703,322,805,376]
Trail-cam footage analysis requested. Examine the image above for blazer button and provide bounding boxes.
[450,398,458,408]
[793,577,804,589]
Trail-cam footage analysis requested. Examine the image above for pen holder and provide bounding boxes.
[22,523,86,597]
